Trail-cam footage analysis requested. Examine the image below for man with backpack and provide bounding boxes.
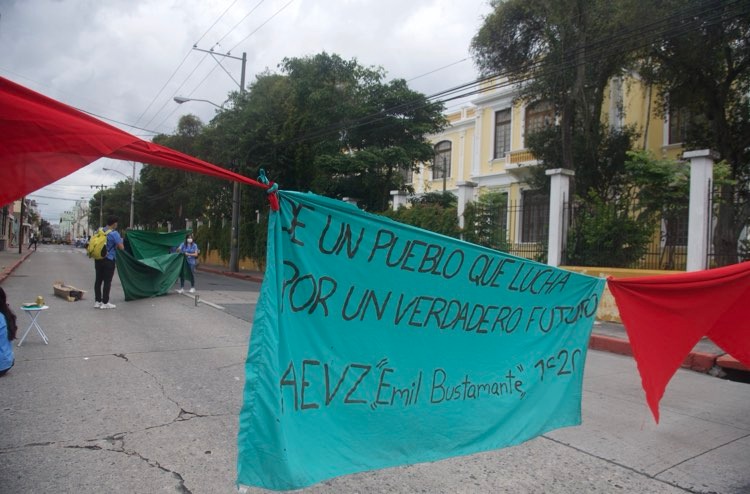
[90,216,124,309]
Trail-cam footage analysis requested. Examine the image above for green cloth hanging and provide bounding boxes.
[115,229,194,301]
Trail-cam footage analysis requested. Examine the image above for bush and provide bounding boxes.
[565,195,654,267]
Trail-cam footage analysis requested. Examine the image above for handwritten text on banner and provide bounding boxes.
[237,191,605,491]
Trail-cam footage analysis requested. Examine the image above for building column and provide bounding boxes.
[390,190,409,211]
[684,149,717,271]
[472,114,482,176]
[456,181,477,229]
[545,168,575,267]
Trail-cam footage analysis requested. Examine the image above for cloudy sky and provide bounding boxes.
[1,0,492,222]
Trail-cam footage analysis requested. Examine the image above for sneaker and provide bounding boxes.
[177,288,184,294]
[100,303,116,309]
[94,301,101,308]
[189,288,196,294]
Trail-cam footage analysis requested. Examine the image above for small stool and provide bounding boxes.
[18,305,49,346]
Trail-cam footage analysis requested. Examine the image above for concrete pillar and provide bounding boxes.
[545,168,575,267]
[390,190,409,211]
[456,181,477,229]
[684,149,718,271]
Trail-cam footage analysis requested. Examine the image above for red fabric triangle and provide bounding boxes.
[0,76,271,206]
[607,261,750,422]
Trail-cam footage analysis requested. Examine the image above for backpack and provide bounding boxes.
[87,228,111,260]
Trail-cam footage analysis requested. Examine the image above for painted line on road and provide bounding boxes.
[199,298,224,310]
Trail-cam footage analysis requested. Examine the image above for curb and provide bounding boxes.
[0,249,35,284]
[588,333,747,374]
[196,265,264,283]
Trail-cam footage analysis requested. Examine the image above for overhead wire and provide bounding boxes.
[195,0,242,48]
[152,0,297,132]
[270,0,747,148]
[213,0,266,50]
[135,0,245,131]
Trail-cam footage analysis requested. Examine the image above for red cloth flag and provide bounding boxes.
[607,262,750,422]
[0,76,276,208]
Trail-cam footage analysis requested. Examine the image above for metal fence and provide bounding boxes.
[465,186,749,270]
[464,195,549,262]
[561,198,690,270]
[706,185,750,267]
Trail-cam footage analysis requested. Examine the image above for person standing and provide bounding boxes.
[94,216,125,309]
[28,233,37,250]
[176,233,200,294]
[0,287,18,377]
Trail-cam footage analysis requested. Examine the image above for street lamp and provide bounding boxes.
[103,165,136,229]
[173,50,245,272]
[173,96,224,109]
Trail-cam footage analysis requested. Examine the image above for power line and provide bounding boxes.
[135,0,245,130]
[152,1,295,132]
[228,0,295,53]
[271,0,748,148]
[214,0,266,50]
[195,0,242,47]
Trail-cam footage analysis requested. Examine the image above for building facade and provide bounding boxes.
[393,75,695,269]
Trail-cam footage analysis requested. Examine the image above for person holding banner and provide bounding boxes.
[176,233,200,294]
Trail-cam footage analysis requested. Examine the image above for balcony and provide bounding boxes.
[505,149,538,175]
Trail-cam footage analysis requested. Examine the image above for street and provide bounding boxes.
[1,245,749,493]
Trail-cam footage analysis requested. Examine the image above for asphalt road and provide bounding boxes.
[1,244,749,493]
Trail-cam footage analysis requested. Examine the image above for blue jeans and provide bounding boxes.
[180,262,196,288]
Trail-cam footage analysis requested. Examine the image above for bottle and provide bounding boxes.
[36,295,45,306]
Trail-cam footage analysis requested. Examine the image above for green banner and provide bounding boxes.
[238,191,605,490]
[115,229,192,300]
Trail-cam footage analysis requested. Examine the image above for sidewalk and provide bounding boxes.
[0,246,35,283]
[197,263,264,283]
[591,320,749,376]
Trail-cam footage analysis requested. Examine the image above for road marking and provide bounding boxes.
[177,291,225,309]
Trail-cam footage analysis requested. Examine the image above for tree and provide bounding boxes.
[381,192,460,238]
[565,151,690,268]
[471,0,643,180]
[40,219,52,239]
[223,52,446,211]
[638,0,750,265]
[153,53,446,265]
[142,115,225,229]
[462,191,511,251]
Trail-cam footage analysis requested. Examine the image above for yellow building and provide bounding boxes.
[398,75,691,268]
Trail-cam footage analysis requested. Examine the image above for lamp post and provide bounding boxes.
[175,48,246,272]
[103,166,136,229]
[173,96,223,109]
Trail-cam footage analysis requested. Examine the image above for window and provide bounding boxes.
[521,190,548,243]
[493,109,511,159]
[525,101,554,137]
[668,105,691,145]
[433,141,451,180]
[400,166,414,185]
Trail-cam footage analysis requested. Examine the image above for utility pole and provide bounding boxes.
[130,162,136,229]
[90,184,108,226]
[192,46,246,272]
[18,196,25,254]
